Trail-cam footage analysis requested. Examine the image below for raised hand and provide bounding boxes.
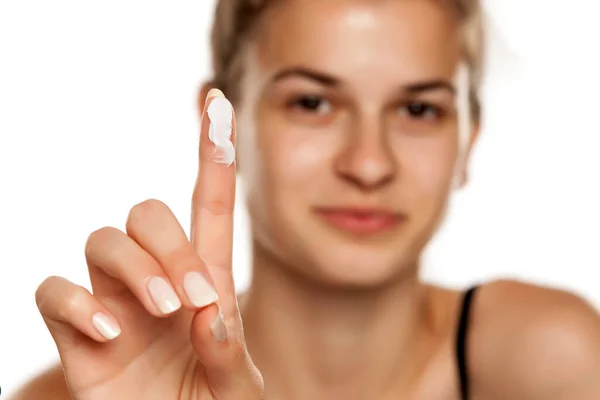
[35,89,263,399]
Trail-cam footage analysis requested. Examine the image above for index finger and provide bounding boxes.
[191,88,237,315]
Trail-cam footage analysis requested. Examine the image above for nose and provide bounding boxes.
[334,116,396,190]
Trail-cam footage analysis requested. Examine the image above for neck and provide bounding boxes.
[241,242,440,400]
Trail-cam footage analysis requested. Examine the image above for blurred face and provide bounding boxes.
[234,0,477,287]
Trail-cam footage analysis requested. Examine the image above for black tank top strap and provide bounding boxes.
[456,285,479,400]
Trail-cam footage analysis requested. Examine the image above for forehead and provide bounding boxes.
[254,0,462,82]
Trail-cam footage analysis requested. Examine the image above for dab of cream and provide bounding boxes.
[207,96,235,166]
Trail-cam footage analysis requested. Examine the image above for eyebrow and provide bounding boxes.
[270,66,455,94]
[271,67,340,86]
[405,80,456,95]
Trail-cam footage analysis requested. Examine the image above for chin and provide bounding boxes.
[256,208,428,290]
[301,240,417,290]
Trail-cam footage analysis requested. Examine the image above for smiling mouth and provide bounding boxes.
[313,207,406,235]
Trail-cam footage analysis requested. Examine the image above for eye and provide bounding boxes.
[399,101,441,120]
[290,95,332,114]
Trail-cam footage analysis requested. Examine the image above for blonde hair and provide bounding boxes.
[209,0,484,120]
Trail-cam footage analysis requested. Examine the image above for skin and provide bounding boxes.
[12,0,600,399]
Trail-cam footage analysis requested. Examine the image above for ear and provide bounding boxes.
[197,82,216,118]
[455,122,481,188]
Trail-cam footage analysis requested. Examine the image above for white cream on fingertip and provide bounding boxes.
[207,94,235,166]
[206,88,224,98]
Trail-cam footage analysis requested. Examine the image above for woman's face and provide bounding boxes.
[234,0,477,287]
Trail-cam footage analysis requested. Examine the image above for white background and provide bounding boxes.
[1,0,599,396]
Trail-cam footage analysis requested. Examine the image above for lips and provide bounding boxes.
[314,207,405,235]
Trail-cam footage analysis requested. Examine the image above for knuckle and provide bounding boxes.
[59,286,89,320]
[85,226,120,262]
[128,199,167,222]
[204,199,234,215]
[35,277,90,322]
[126,199,170,234]
[35,275,61,310]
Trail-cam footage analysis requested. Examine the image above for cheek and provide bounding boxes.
[245,117,343,253]
[399,133,458,205]
[258,121,340,194]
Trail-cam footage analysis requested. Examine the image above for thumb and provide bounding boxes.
[190,304,264,398]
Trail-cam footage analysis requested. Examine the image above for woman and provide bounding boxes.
[13,0,600,399]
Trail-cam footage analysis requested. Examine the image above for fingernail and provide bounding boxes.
[206,94,235,166]
[92,312,121,340]
[206,88,224,100]
[183,271,219,308]
[211,311,227,342]
[147,276,182,315]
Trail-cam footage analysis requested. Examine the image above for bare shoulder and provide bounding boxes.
[10,363,70,400]
[470,279,600,399]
